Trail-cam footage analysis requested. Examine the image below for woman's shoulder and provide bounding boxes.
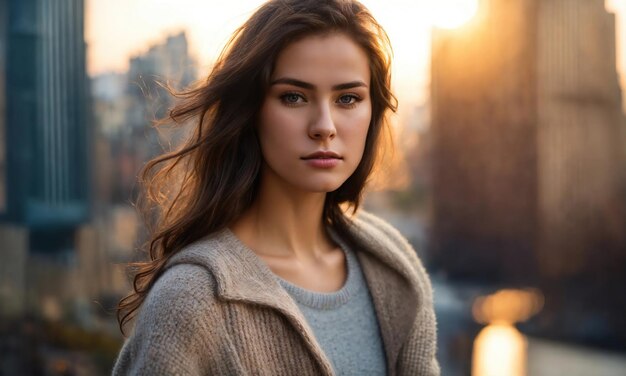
[150,263,218,303]
[140,227,253,312]
[135,263,219,332]
[142,231,235,308]
[132,232,235,328]
[113,264,226,375]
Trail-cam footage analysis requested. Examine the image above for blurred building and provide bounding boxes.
[0,0,6,213]
[92,72,127,138]
[0,0,91,318]
[0,0,90,236]
[431,0,541,281]
[534,0,625,280]
[94,31,196,203]
[126,31,195,139]
[431,0,626,345]
[127,31,196,123]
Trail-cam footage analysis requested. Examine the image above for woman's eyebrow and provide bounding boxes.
[332,81,368,90]
[270,77,368,90]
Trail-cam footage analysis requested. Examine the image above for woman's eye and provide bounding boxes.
[337,94,360,105]
[280,93,305,105]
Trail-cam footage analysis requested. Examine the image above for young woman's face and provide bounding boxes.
[258,33,372,194]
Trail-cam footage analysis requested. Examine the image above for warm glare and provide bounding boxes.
[471,288,542,376]
[472,288,544,325]
[428,0,479,29]
[472,323,527,376]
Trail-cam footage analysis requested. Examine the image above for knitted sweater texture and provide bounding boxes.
[112,211,440,375]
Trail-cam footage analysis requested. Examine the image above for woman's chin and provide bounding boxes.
[295,180,345,194]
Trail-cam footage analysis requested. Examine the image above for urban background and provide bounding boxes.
[1,0,626,375]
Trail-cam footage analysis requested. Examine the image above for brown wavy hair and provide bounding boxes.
[117,0,397,335]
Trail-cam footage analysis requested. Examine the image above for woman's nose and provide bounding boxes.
[308,105,336,140]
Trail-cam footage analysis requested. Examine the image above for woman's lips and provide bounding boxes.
[302,150,342,159]
[303,158,341,168]
[301,151,342,168]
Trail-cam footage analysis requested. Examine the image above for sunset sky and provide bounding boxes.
[85,0,626,108]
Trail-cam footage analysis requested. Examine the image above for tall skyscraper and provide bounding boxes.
[0,0,7,212]
[1,0,90,252]
[534,0,625,280]
[115,31,196,202]
[430,0,626,344]
[431,0,625,282]
[126,31,196,135]
[431,0,541,281]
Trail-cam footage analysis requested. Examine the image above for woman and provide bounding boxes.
[113,0,439,375]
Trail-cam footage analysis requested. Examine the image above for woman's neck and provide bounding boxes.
[230,177,335,263]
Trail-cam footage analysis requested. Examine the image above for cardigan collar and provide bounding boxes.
[165,212,427,376]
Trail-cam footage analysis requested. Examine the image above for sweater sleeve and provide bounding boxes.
[111,264,236,375]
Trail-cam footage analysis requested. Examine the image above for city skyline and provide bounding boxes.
[86,0,626,109]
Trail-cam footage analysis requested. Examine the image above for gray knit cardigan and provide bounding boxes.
[112,211,440,375]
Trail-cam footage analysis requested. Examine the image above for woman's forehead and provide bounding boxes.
[271,33,371,88]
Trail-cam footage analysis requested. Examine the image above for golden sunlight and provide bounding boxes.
[470,289,543,376]
[428,0,479,29]
[472,323,527,376]
[472,288,544,325]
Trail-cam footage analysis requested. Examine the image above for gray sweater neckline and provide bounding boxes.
[274,232,360,310]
